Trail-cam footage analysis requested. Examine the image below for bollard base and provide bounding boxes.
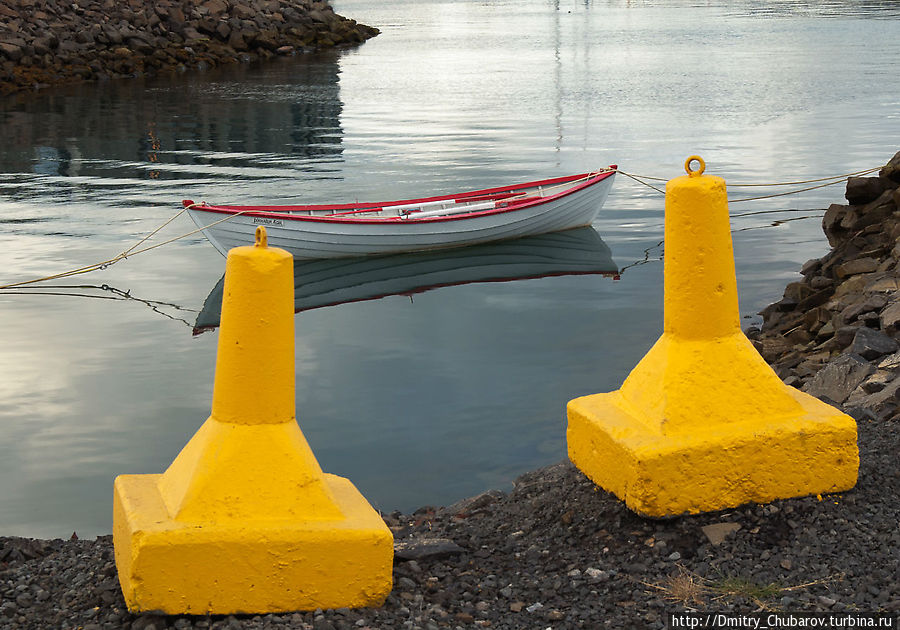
[113,473,393,615]
[567,386,858,517]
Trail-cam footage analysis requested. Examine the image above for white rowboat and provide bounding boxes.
[183,168,616,260]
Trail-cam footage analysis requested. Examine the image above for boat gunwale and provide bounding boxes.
[183,168,616,225]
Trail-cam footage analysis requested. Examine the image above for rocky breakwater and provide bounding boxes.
[0,0,378,94]
[749,150,900,421]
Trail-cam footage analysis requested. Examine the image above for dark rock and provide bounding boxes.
[132,615,167,630]
[809,275,834,290]
[796,288,835,312]
[833,324,862,348]
[823,203,850,245]
[204,0,229,15]
[126,35,155,54]
[801,353,873,404]
[227,29,247,50]
[846,376,900,416]
[253,28,279,50]
[834,275,870,299]
[838,294,888,325]
[882,301,900,332]
[879,150,900,184]
[445,489,505,517]
[844,405,878,422]
[846,176,887,206]
[800,258,822,276]
[783,281,813,303]
[861,370,892,393]
[394,538,466,561]
[232,3,255,19]
[849,326,899,360]
[0,41,24,61]
[754,335,794,362]
[835,257,880,279]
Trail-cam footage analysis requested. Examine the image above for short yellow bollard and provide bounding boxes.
[113,227,393,614]
[567,156,859,517]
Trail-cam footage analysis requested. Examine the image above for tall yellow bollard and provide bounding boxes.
[567,157,859,517]
[113,227,393,614]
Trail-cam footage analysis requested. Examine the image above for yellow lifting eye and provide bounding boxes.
[684,155,705,177]
[255,225,268,247]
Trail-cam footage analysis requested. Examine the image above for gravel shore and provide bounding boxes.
[2,411,899,630]
[3,154,900,629]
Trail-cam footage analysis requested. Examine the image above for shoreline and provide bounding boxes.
[0,0,378,95]
[2,152,900,628]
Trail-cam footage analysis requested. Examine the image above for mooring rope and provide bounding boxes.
[0,162,887,290]
[0,203,245,290]
[612,163,885,203]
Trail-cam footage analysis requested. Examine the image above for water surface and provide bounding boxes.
[1,0,899,537]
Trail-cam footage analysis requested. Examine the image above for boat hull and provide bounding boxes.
[186,170,615,260]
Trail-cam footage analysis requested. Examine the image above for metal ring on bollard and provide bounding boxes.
[685,155,705,177]
[255,226,268,248]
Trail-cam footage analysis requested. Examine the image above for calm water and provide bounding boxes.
[1,0,899,538]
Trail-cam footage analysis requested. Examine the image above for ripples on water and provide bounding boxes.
[0,0,899,537]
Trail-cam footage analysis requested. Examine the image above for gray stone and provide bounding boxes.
[849,326,899,360]
[835,257,880,279]
[800,258,822,276]
[802,353,874,404]
[862,370,893,393]
[834,275,870,298]
[881,301,900,331]
[394,537,465,561]
[810,275,834,290]
[846,376,900,414]
[445,489,504,517]
[865,276,900,293]
[132,615,167,630]
[823,204,849,244]
[834,324,862,348]
[701,522,741,546]
[878,350,900,370]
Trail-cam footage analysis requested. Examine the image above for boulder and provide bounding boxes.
[203,0,229,16]
[881,301,900,332]
[835,257,880,279]
[846,176,887,206]
[848,326,899,360]
[879,150,900,184]
[0,42,24,61]
[801,353,874,404]
[844,375,900,417]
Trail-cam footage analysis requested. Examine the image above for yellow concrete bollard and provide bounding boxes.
[113,227,393,614]
[567,156,859,517]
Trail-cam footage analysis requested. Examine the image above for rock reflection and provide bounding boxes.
[0,56,345,185]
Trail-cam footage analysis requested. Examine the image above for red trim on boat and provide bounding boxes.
[185,169,616,225]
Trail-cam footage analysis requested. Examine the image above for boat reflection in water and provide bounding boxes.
[193,227,618,333]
